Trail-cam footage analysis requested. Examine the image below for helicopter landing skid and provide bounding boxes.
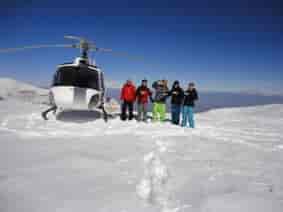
[99,105,108,122]
[41,106,57,120]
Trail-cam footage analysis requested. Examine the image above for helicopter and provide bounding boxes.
[0,35,127,122]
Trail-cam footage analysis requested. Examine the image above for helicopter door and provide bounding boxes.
[99,71,105,104]
[99,71,105,91]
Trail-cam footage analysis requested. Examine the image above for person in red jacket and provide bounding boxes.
[136,79,152,122]
[120,80,136,120]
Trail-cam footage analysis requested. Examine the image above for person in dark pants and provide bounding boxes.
[168,80,184,125]
[120,80,136,120]
[136,79,152,122]
[182,82,199,128]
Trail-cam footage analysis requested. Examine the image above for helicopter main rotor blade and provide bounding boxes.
[91,47,142,61]
[96,48,113,52]
[0,44,78,53]
[64,35,84,41]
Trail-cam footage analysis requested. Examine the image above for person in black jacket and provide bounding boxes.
[182,82,199,128]
[168,80,184,125]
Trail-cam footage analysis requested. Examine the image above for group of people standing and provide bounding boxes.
[120,79,198,128]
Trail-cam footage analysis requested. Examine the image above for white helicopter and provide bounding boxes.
[0,36,126,121]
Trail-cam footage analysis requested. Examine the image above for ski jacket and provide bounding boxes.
[152,81,169,103]
[183,88,199,107]
[136,85,152,104]
[168,86,184,105]
[120,83,136,102]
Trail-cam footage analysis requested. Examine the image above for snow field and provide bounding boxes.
[0,99,283,212]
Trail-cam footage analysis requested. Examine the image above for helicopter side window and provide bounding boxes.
[100,72,105,91]
[52,72,60,86]
[52,73,57,86]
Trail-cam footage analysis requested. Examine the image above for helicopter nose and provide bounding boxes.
[74,87,87,108]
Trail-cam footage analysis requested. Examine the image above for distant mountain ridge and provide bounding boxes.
[1,78,283,113]
[0,78,48,98]
[0,78,49,105]
[106,88,283,113]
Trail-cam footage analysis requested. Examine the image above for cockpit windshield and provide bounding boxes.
[53,66,100,90]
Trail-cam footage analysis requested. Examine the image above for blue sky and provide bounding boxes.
[0,0,282,94]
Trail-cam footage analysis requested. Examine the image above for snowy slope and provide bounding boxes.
[0,99,283,212]
[0,78,48,98]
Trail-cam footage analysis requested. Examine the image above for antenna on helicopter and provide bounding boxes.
[64,35,91,59]
[63,36,110,58]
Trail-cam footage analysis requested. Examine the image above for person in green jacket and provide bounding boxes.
[152,80,169,122]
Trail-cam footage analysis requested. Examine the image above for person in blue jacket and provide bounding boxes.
[182,82,199,128]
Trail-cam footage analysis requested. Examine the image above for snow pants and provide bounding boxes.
[171,104,181,125]
[182,106,195,128]
[153,102,166,122]
[137,103,148,121]
[121,101,134,121]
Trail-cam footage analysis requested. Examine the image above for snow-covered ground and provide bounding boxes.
[0,78,49,104]
[0,81,283,212]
